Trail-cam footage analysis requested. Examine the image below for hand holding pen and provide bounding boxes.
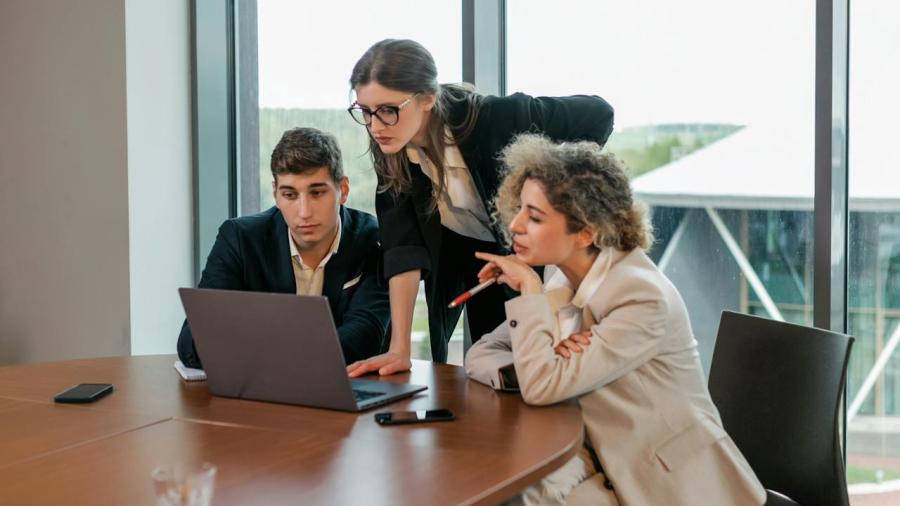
[448,252,544,309]
[472,252,544,295]
[447,276,498,309]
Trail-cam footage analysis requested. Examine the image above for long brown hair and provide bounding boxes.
[350,39,481,206]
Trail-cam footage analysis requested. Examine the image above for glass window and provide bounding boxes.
[226,0,900,499]
[508,0,816,375]
[846,1,900,500]
[248,0,463,363]
[509,1,900,498]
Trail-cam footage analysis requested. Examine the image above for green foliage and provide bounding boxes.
[605,123,743,177]
[846,464,900,484]
[257,109,743,212]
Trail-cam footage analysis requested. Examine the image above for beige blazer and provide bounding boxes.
[466,248,765,506]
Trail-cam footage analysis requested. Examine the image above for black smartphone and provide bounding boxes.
[374,409,455,425]
[53,383,114,404]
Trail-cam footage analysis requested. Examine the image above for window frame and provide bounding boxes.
[191,0,852,456]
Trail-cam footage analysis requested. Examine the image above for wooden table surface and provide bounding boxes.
[0,355,583,505]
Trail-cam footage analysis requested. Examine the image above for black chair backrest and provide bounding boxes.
[708,311,854,506]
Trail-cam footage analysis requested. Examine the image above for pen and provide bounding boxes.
[448,277,497,309]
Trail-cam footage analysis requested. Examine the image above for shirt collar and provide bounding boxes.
[288,214,342,269]
[543,248,616,309]
[405,128,465,168]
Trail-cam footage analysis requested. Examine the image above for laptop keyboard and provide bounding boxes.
[353,389,385,402]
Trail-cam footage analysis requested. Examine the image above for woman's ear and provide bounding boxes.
[420,93,437,112]
[575,226,598,250]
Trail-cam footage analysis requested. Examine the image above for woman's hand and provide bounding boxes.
[346,351,412,377]
[474,252,543,294]
[554,331,592,359]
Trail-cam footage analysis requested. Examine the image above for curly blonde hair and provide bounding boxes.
[494,134,653,252]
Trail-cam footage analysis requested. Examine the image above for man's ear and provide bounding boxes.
[339,176,350,205]
[272,178,277,198]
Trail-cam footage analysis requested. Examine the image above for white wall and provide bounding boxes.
[126,0,193,355]
[0,0,193,364]
[0,0,131,363]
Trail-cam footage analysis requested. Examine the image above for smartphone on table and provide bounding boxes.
[374,409,455,425]
[53,383,114,403]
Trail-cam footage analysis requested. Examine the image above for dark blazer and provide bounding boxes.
[375,92,614,360]
[177,206,390,368]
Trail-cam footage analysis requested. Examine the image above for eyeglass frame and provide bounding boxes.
[347,92,421,127]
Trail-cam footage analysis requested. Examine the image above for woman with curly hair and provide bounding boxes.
[466,135,764,505]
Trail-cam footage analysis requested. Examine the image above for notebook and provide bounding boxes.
[174,360,207,381]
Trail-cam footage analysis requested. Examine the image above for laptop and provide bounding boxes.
[178,287,427,412]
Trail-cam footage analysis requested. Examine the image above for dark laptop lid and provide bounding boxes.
[178,288,425,411]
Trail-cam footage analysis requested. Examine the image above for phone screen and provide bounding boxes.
[375,409,454,424]
[54,383,114,403]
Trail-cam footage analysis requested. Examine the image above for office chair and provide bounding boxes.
[708,311,854,506]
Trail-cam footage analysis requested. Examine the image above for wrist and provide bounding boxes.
[388,347,411,358]
[520,279,543,295]
[388,339,411,357]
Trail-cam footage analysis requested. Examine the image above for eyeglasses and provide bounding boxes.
[348,93,420,127]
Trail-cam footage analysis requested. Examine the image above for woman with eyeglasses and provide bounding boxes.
[466,135,765,505]
[345,39,613,377]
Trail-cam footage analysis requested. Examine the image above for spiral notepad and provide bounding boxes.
[174,360,207,381]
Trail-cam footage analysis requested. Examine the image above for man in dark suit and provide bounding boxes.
[177,127,390,368]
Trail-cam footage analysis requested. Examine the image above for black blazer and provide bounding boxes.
[375,92,614,358]
[177,206,390,368]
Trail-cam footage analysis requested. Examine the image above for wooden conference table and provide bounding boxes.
[0,355,583,505]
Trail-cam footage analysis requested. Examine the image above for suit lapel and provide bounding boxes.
[409,164,443,263]
[453,117,489,207]
[321,207,351,316]
[452,105,503,244]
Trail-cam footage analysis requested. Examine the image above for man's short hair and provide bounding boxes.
[270,127,344,183]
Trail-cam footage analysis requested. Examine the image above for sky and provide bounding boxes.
[256,0,461,112]
[257,0,820,127]
[256,0,898,149]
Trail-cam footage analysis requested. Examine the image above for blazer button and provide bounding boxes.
[509,320,518,328]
